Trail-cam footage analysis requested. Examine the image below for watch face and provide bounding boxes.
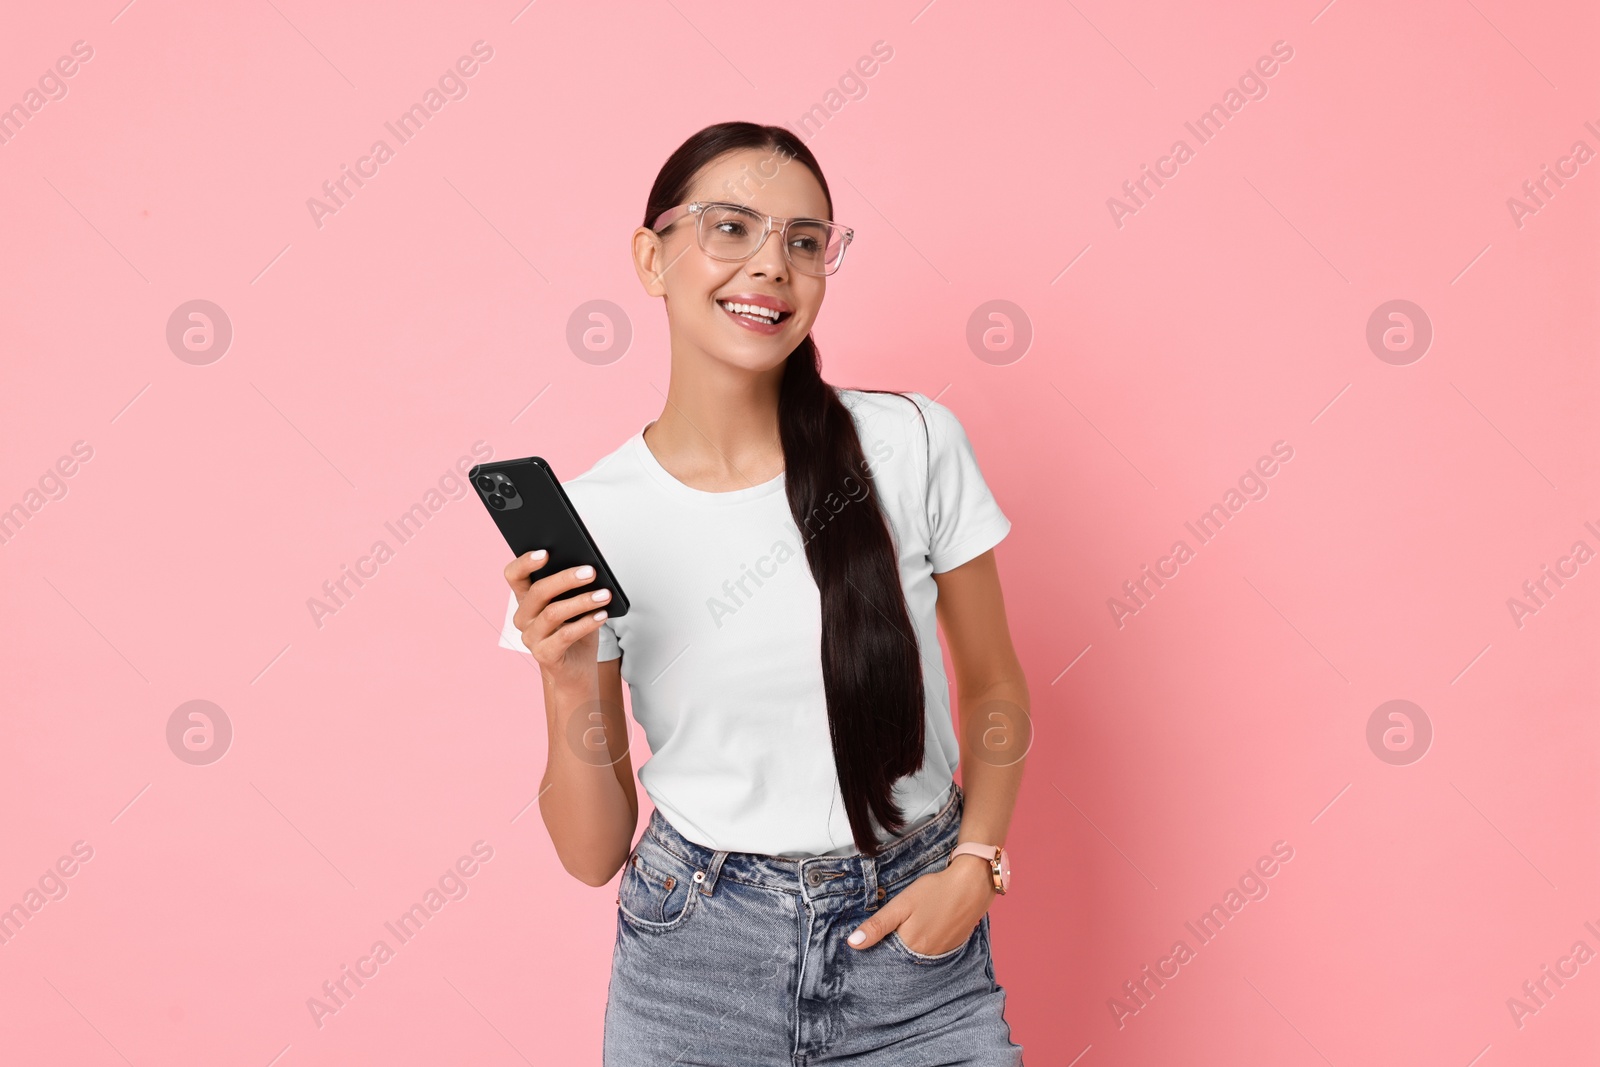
[997,849,1011,892]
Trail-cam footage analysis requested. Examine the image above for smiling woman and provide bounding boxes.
[495,120,1027,1065]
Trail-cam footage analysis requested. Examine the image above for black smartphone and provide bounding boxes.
[468,456,631,618]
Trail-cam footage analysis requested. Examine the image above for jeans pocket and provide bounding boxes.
[886,922,979,965]
[617,839,699,933]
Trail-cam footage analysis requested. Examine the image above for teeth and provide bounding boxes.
[720,300,782,322]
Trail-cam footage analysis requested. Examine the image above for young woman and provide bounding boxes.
[500,121,1029,1065]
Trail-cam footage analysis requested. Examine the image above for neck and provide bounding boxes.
[645,350,786,491]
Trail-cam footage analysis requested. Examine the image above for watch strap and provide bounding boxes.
[950,841,1005,893]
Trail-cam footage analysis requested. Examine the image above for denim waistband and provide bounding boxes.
[639,782,965,911]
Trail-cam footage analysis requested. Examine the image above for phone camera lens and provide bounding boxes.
[476,476,494,492]
[489,494,506,509]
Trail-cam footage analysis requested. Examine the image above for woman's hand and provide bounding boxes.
[845,854,995,956]
[502,549,612,690]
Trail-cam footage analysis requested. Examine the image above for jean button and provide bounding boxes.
[805,869,822,886]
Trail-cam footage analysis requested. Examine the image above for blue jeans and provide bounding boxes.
[604,782,1025,1065]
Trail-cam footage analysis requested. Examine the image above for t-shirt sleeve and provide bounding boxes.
[918,395,1012,574]
[498,589,621,661]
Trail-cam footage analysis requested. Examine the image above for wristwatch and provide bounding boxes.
[950,842,1010,895]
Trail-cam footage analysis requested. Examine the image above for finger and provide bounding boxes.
[514,561,597,634]
[542,602,610,655]
[519,589,609,654]
[539,585,612,634]
[846,898,909,949]
[503,549,550,594]
[527,563,600,612]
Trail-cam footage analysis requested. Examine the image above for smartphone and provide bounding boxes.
[469,456,631,618]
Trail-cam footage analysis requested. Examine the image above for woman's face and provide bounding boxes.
[637,147,833,374]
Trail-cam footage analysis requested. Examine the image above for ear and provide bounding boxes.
[631,227,670,297]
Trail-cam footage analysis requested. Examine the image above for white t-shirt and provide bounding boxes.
[499,388,1011,857]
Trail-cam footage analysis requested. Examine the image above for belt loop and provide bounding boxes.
[863,853,881,911]
[697,848,729,896]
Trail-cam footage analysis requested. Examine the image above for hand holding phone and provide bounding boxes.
[501,550,613,685]
[471,456,630,683]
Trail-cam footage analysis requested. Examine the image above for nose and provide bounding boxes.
[745,225,789,281]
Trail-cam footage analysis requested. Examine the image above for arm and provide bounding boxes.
[919,396,1029,843]
[503,550,640,888]
[846,546,1030,953]
[932,547,1029,886]
[539,655,639,887]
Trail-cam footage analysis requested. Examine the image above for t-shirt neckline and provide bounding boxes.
[630,422,787,504]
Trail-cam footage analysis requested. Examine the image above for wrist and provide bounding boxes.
[950,852,998,893]
[544,674,601,710]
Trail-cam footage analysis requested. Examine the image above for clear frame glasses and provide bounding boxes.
[651,201,854,276]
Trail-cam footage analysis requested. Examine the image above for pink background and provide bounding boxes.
[3,1,1597,1063]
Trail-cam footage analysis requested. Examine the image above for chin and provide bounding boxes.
[705,342,794,375]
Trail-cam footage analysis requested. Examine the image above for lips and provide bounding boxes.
[718,293,792,314]
[716,296,793,333]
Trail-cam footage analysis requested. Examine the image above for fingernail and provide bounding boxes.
[575,565,595,579]
[529,549,547,560]
[593,610,608,621]
[592,590,610,601]
[848,929,865,946]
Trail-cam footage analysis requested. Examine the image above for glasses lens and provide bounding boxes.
[786,220,847,275]
[697,204,764,260]
[695,204,848,275]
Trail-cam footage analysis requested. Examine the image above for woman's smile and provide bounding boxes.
[716,293,795,335]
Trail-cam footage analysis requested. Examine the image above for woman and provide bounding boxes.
[500,121,1029,1065]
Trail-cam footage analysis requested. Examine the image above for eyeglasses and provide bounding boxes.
[651,201,854,276]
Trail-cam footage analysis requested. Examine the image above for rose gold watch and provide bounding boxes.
[950,842,1010,895]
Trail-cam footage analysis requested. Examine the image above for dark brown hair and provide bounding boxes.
[643,121,928,856]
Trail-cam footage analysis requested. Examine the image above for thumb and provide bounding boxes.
[846,898,908,950]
